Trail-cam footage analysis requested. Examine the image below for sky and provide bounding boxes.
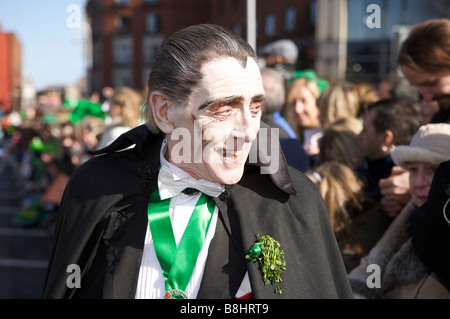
[0,0,87,91]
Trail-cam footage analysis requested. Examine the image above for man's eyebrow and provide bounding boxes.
[252,94,265,102]
[198,94,265,110]
[198,96,244,110]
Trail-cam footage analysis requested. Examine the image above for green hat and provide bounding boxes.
[291,69,329,93]
[68,99,105,124]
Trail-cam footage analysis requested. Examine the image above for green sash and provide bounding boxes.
[147,190,215,299]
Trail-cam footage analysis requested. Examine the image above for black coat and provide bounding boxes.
[410,160,450,288]
[42,123,352,299]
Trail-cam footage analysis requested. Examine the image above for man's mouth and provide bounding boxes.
[223,149,239,156]
[221,148,247,163]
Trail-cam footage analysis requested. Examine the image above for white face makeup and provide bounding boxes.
[165,57,264,185]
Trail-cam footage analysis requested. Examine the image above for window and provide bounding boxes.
[265,14,276,37]
[115,17,131,35]
[113,68,133,88]
[93,42,103,67]
[146,13,159,34]
[143,36,164,66]
[310,0,317,26]
[114,0,130,6]
[284,7,296,32]
[113,37,133,66]
[92,20,103,38]
[233,23,242,36]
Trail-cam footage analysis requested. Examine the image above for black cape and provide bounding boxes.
[42,123,353,299]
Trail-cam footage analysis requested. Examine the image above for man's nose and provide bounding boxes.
[236,108,258,143]
[419,88,435,102]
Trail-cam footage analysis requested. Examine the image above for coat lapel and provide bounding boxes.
[197,195,248,298]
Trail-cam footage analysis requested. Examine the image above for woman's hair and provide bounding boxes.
[355,82,379,115]
[143,24,257,133]
[317,81,361,129]
[367,98,422,146]
[319,128,364,170]
[306,161,368,257]
[328,117,363,135]
[397,18,450,72]
[110,87,143,128]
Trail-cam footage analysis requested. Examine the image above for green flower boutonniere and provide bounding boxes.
[246,233,286,294]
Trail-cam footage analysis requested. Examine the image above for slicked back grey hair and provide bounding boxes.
[143,24,258,133]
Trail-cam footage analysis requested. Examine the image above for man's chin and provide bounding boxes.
[212,167,245,186]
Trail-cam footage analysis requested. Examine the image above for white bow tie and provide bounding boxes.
[157,164,225,200]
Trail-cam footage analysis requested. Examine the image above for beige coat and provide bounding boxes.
[348,200,450,299]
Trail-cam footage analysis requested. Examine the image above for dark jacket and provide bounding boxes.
[356,154,395,203]
[42,123,352,299]
[410,160,450,288]
[430,110,450,124]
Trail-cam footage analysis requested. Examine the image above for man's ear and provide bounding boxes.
[149,91,175,134]
[384,129,394,148]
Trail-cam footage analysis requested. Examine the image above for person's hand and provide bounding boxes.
[303,131,322,155]
[379,166,411,218]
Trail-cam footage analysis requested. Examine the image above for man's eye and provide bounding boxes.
[209,104,233,118]
[250,104,262,116]
[250,101,262,116]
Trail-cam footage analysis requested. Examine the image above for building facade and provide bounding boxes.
[0,32,21,113]
[85,0,316,94]
[85,0,448,95]
[86,0,208,94]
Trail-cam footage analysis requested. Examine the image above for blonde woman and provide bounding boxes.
[96,87,144,150]
[318,81,361,130]
[285,70,328,160]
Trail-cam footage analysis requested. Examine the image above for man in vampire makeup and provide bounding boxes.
[42,24,352,299]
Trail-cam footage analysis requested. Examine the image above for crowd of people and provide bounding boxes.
[1,19,449,299]
[0,86,145,229]
[262,18,450,298]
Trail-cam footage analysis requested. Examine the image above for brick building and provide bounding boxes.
[86,0,208,94]
[0,31,21,113]
[85,0,316,94]
[208,0,315,47]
